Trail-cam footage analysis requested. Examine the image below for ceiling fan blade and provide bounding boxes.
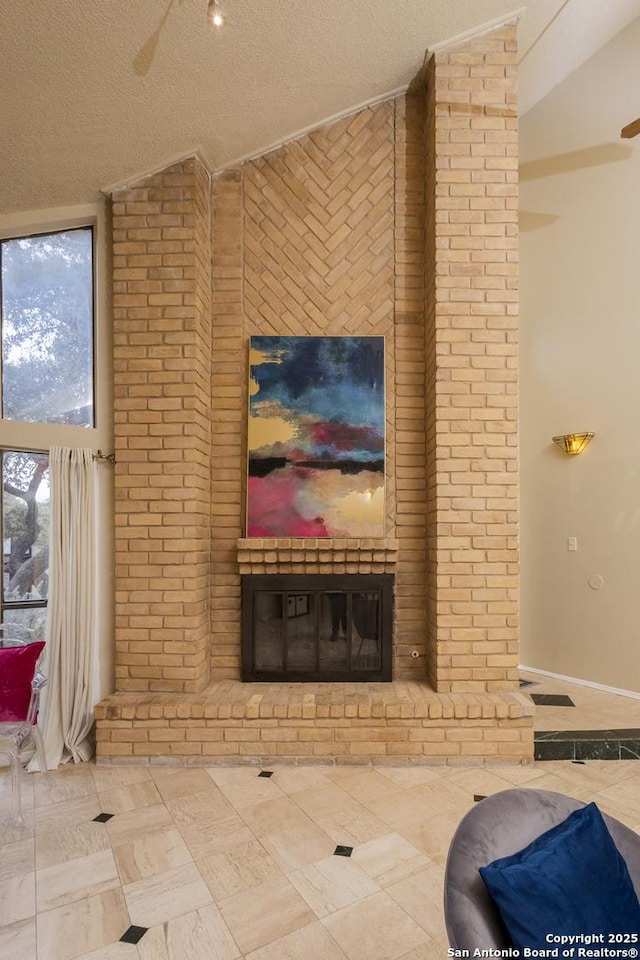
[621,117,640,139]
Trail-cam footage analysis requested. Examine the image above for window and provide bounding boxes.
[1,450,49,640]
[0,227,94,427]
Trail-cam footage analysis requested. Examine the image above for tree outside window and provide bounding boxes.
[0,227,94,426]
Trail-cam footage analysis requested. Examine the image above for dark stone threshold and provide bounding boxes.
[535,729,640,761]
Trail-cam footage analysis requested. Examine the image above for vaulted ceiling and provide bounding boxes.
[2,0,640,215]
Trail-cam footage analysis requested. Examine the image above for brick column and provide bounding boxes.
[112,157,212,693]
[426,24,519,692]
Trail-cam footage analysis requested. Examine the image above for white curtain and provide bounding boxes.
[31,447,98,770]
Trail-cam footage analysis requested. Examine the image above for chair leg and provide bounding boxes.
[31,725,47,773]
[7,747,23,828]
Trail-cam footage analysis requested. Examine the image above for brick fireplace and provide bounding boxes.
[96,22,533,765]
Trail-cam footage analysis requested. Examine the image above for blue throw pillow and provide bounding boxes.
[480,802,640,949]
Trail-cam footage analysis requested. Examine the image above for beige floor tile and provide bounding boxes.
[445,767,520,799]
[0,869,35,924]
[97,779,162,815]
[410,778,472,813]
[218,875,316,954]
[34,765,97,808]
[238,795,315,837]
[74,944,140,960]
[245,919,349,960]
[270,766,334,795]
[398,933,450,960]
[37,887,130,960]
[198,837,282,901]
[364,783,469,833]
[261,820,336,871]
[90,764,152,792]
[35,794,103,829]
[351,832,430,887]
[327,767,406,803]
[180,812,256,860]
[385,862,446,938]
[397,810,466,867]
[316,802,391,846]
[112,827,193,885]
[136,904,241,960]
[321,891,429,960]
[0,917,37,960]
[105,802,175,846]
[152,768,218,803]
[207,766,285,808]
[36,821,111,871]
[0,836,34,882]
[290,782,362,820]
[375,767,447,790]
[0,808,35,845]
[593,772,640,821]
[0,766,35,814]
[123,861,213,928]
[36,848,119,913]
[166,785,234,829]
[287,854,380,918]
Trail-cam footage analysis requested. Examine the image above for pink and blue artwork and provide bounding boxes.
[247,336,385,538]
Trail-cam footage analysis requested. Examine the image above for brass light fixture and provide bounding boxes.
[552,432,594,455]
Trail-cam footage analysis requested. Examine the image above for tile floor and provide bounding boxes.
[3,753,640,960]
[522,670,640,732]
[3,674,640,960]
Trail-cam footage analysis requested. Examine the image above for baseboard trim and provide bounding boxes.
[520,665,640,702]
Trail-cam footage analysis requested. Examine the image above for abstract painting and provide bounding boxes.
[247,336,385,538]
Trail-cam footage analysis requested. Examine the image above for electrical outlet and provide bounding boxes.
[568,537,578,552]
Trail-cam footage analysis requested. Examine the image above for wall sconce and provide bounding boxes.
[552,432,594,455]
[207,0,224,27]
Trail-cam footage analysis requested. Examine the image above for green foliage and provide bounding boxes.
[1,227,93,425]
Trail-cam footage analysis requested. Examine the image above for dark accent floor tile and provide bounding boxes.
[519,679,539,689]
[120,926,148,945]
[473,795,487,802]
[258,770,273,778]
[575,740,621,761]
[93,812,114,823]
[334,845,353,857]
[531,694,575,707]
[536,729,640,762]
[537,728,640,741]
[534,740,575,761]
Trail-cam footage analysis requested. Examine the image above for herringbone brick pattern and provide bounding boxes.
[243,104,394,337]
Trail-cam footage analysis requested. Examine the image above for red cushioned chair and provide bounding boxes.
[0,634,47,826]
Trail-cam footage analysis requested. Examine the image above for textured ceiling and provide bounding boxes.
[2,0,640,215]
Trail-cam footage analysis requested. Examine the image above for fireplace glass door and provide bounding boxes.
[242,575,393,681]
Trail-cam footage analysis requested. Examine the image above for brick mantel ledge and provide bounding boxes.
[95,681,535,766]
[236,538,399,575]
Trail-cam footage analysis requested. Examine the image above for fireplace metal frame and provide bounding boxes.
[241,574,393,682]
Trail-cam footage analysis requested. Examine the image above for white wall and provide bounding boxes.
[0,201,114,701]
[520,16,640,691]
